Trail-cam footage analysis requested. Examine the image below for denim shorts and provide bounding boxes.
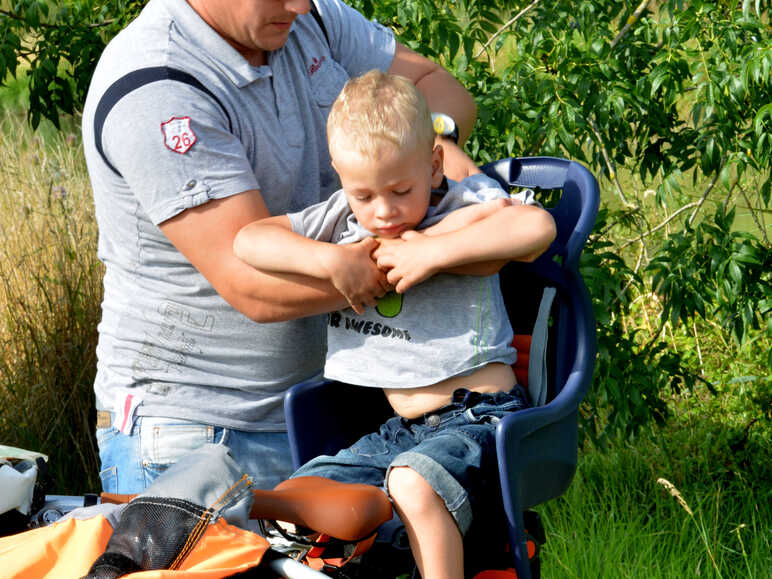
[291,386,529,535]
[96,416,294,494]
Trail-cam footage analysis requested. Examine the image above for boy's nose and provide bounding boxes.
[374,200,396,220]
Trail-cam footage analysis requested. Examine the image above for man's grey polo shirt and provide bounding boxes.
[81,0,395,430]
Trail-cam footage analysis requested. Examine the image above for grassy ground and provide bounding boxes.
[0,102,768,575]
[538,392,771,577]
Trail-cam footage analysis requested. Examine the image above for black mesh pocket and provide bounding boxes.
[83,497,213,578]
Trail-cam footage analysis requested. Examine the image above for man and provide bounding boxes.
[82,0,478,493]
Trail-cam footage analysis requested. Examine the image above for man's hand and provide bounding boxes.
[322,237,390,314]
[373,231,444,294]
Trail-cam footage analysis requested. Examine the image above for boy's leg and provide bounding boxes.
[290,417,406,486]
[384,388,529,578]
[387,466,463,579]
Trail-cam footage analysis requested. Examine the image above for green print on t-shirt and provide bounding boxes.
[375,291,402,318]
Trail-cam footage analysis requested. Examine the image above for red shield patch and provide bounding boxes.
[161,116,197,154]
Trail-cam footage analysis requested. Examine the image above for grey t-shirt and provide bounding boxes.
[288,174,517,389]
[81,0,395,430]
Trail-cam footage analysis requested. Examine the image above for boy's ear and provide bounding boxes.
[431,144,445,188]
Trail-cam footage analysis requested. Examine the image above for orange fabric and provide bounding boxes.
[527,539,536,559]
[0,516,113,578]
[512,334,532,388]
[0,516,269,578]
[306,532,378,570]
[473,570,518,578]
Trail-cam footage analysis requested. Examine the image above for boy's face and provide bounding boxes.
[332,144,444,238]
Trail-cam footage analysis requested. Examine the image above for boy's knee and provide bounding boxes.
[387,466,438,513]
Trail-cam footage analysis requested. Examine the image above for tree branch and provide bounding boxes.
[687,159,725,225]
[738,186,769,244]
[474,0,543,59]
[610,0,651,49]
[588,116,634,207]
[619,201,700,250]
[620,157,728,250]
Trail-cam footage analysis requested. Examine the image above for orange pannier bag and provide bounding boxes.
[0,512,269,578]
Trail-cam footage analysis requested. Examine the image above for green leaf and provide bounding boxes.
[727,261,743,286]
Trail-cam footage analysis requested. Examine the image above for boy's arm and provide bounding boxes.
[374,204,557,294]
[378,194,528,278]
[234,216,389,314]
[419,197,520,237]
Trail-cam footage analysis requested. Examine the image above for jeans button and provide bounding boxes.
[426,414,441,427]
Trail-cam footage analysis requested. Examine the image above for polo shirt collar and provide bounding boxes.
[166,0,294,87]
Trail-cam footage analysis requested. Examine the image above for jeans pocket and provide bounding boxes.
[99,465,118,494]
[96,427,120,492]
[96,425,118,446]
[139,417,215,475]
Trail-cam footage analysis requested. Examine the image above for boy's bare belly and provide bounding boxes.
[383,363,516,419]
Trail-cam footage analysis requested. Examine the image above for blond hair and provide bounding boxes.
[327,70,434,160]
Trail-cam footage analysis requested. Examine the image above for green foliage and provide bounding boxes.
[0,0,145,127]
[648,205,772,347]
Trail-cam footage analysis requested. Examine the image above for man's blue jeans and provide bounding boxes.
[97,416,294,493]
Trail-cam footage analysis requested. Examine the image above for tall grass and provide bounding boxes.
[0,110,102,494]
[538,395,771,577]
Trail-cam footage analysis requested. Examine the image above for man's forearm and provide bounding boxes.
[224,263,348,323]
[415,67,477,144]
[388,43,477,144]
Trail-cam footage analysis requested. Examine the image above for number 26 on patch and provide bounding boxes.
[161,116,197,154]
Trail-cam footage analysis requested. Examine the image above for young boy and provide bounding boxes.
[234,70,556,579]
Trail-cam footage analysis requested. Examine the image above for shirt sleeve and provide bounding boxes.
[287,189,353,242]
[313,0,396,76]
[102,80,258,225]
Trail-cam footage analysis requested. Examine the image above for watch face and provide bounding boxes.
[432,113,456,136]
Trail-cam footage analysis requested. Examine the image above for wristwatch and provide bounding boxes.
[431,112,459,144]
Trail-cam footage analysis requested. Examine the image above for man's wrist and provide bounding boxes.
[431,112,459,144]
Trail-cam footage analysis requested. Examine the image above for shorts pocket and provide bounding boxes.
[469,389,528,423]
[349,432,391,458]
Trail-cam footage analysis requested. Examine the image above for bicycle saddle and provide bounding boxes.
[101,476,393,542]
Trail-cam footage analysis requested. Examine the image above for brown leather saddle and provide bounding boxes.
[101,475,393,543]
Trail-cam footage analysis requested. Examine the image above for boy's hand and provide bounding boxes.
[373,232,443,294]
[321,237,390,314]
